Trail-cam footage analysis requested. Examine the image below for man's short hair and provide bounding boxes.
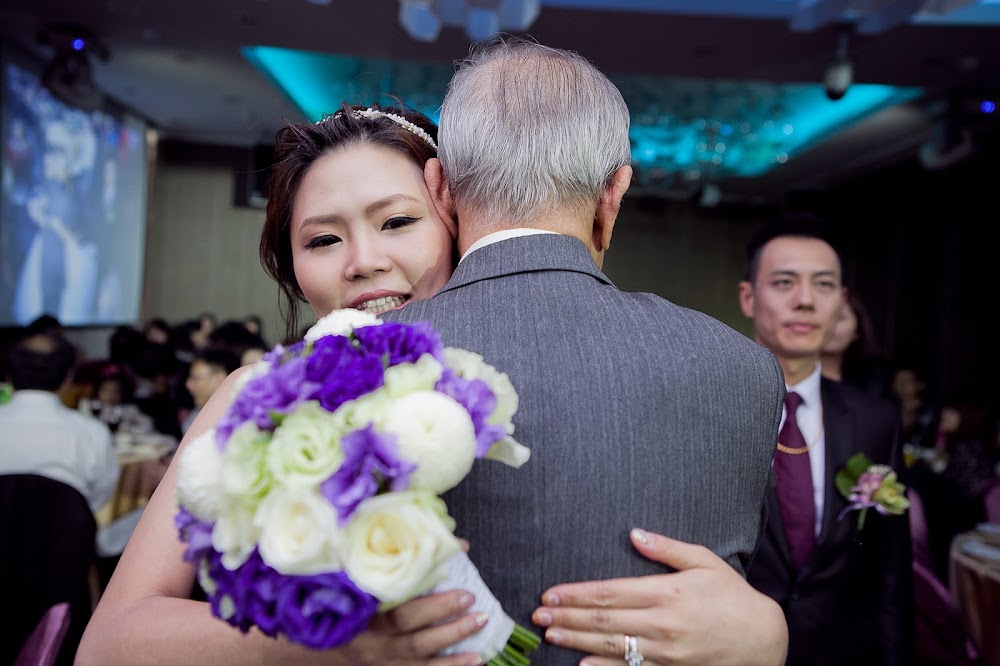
[192,348,241,376]
[5,333,77,391]
[438,35,631,227]
[744,211,843,284]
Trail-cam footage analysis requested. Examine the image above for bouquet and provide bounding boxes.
[175,309,539,664]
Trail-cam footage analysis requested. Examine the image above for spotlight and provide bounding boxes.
[36,24,108,111]
[823,31,853,101]
[981,100,996,114]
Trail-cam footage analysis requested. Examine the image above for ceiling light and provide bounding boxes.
[398,0,539,42]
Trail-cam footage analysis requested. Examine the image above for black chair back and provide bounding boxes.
[0,474,97,666]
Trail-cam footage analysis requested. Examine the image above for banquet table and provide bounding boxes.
[94,431,176,527]
[949,526,1000,665]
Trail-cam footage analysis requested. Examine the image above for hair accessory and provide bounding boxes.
[314,108,437,151]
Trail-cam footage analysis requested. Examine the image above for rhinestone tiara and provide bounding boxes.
[314,108,437,151]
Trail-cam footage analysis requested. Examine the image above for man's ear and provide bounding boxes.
[424,158,457,239]
[738,280,755,319]
[593,165,632,254]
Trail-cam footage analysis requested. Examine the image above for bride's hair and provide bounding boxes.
[259,103,438,342]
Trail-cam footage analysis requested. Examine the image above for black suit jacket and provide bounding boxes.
[747,378,914,666]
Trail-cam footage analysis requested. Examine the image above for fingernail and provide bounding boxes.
[474,612,489,626]
[533,609,552,626]
[458,592,474,608]
[545,628,563,645]
[631,528,649,545]
[465,657,483,666]
[542,592,559,606]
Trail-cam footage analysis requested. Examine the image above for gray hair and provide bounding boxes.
[438,37,631,227]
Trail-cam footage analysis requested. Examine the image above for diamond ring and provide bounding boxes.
[624,634,644,666]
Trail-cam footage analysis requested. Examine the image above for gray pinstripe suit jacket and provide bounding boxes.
[385,234,784,663]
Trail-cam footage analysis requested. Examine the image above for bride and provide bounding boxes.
[79,103,785,665]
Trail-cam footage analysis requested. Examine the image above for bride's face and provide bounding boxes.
[290,143,456,319]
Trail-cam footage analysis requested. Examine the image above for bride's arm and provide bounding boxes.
[78,367,485,665]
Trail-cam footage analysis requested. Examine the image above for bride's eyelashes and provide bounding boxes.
[305,234,341,250]
[382,215,419,231]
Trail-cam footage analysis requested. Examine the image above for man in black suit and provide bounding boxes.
[738,216,914,665]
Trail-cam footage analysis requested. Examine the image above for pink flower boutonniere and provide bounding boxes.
[835,453,910,530]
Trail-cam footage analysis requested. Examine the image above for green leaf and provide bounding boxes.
[845,453,873,478]
[269,410,286,428]
[835,470,855,499]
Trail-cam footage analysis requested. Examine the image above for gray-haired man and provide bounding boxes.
[386,37,789,665]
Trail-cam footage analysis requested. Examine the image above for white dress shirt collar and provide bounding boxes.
[787,362,822,406]
[459,229,558,263]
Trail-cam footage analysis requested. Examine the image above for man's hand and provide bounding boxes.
[531,529,788,666]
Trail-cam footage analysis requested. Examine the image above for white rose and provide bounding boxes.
[255,487,342,575]
[305,309,382,341]
[222,422,272,502]
[442,348,519,427]
[341,388,392,431]
[212,501,259,570]
[342,492,460,604]
[380,391,477,493]
[383,354,443,397]
[267,401,347,488]
[176,428,226,521]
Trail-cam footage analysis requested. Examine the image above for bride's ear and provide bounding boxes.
[424,158,458,239]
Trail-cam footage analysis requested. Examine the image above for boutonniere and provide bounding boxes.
[835,453,910,530]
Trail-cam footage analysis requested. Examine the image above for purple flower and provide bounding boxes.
[354,321,443,365]
[275,570,378,649]
[218,356,320,443]
[436,370,502,458]
[196,549,377,649]
[305,335,363,385]
[175,506,214,564]
[320,425,416,524]
[315,355,384,413]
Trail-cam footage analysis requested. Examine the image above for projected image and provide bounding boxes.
[1,62,147,327]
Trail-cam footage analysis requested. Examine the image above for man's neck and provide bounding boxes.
[778,355,819,387]
[819,353,842,381]
[456,207,592,257]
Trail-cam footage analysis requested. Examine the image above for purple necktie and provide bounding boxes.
[774,391,816,570]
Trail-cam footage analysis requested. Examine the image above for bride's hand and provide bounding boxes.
[345,589,488,666]
[531,529,787,666]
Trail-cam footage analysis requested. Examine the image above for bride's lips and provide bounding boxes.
[349,290,411,314]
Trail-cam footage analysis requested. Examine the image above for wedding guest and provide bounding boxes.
[181,348,239,434]
[80,49,787,663]
[0,332,119,511]
[892,366,938,449]
[737,214,914,665]
[820,292,888,397]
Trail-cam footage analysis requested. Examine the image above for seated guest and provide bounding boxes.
[0,333,119,512]
[181,348,239,434]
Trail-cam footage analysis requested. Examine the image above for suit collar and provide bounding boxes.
[437,233,615,295]
[816,378,852,548]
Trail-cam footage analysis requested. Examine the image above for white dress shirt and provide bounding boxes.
[778,363,826,536]
[0,390,120,511]
[459,228,558,263]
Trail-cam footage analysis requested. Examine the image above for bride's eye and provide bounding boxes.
[305,234,340,249]
[382,216,418,231]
